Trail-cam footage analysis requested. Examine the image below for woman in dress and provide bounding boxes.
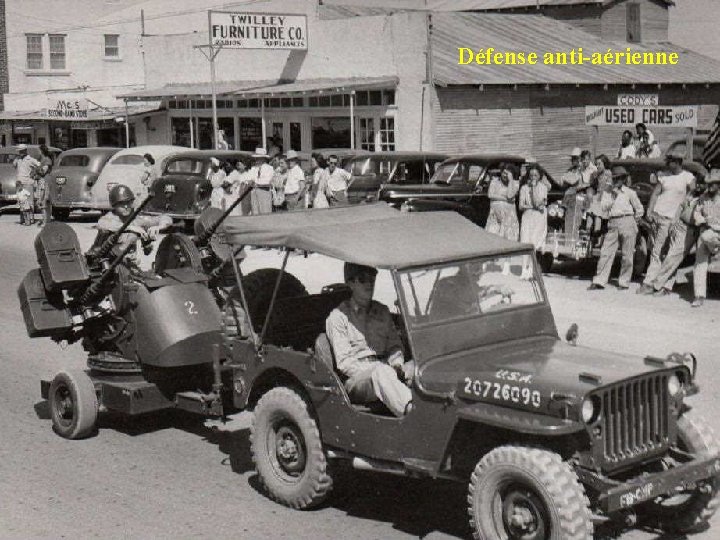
[309,153,330,209]
[271,157,288,212]
[137,153,156,203]
[519,164,548,277]
[486,163,520,241]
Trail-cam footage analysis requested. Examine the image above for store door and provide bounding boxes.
[268,116,307,154]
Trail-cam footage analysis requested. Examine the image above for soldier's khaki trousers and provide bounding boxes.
[345,362,412,417]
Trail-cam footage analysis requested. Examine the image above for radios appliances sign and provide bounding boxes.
[210,11,307,50]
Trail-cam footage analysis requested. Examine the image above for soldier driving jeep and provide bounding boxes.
[324,262,414,417]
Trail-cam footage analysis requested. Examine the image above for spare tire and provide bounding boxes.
[239,269,308,332]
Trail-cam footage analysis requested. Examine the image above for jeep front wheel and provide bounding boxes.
[468,445,592,540]
[250,387,332,509]
[640,409,720,533]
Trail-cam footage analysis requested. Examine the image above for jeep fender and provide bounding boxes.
[457,402,586,436]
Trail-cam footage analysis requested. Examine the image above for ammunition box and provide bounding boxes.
[34,222,90,291]
[17,269,73,338]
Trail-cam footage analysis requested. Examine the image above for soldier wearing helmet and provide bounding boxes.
[90,184,172,264]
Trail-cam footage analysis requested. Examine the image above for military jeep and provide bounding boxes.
[22,203,720,539]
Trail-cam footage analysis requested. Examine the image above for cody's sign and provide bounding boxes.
[46,98,88,119]
[210,11,307,50]
[585,105,698,127]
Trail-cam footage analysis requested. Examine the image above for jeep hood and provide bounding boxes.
[419,336,662,398]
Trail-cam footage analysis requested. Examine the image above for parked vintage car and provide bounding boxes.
[379,153,561,226]
[346,151,450,204]
[144,149,253,221]
[25,203,720,538]
[313,147,369,168]
[89,145,186,211]
[665,135,707,164]
[46,147,122,220]
[541,158,708,272]
[0,145,62,207]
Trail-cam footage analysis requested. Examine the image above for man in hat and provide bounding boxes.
[637,154,696,295]
[589,165,644,290]
[326,154,352,206]
[248,147,274,214]
[560,147,583,188]
[691,170,720,307]
[284,150,306,211]
[14,144,41,225]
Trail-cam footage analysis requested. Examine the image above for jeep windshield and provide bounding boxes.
[398,255,545,326]
[430,162,486,185]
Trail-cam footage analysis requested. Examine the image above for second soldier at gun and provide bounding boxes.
[90,184,172,270]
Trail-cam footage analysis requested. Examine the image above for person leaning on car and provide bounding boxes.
[589,166,644,291]
[326,263,413,417]
[325,155,351,206]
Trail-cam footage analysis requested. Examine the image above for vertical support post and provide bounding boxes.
[124,99,130,148]
[208,10,219,150]
[189,98,195,148]
[350,91,355,150]
[261,97,267,150]
[592,125,599,159]
[686,126,694,162]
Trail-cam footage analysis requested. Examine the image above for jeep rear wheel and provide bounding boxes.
[468,445,592,540]
[250,387,332,509]
[640,409,720,533]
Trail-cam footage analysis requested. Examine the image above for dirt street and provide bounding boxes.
[1,212,719,539]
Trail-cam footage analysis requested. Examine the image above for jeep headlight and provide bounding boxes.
[582,396,600,423]
[668,374,681,397]
[548,205,557,217]
[557,206,565,218]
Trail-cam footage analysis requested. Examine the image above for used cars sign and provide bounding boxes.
[210,11,307,50]
[585,105,698,127]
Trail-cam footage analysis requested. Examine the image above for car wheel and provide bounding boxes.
[48,369,98,439]
[51,207,70,221]
[251,387,333,509]
[639,410,720,533]
[468,445,592,540]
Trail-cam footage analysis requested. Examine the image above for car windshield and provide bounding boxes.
[110,154,145,165]
[348,157,392,176]
[58,155,90,167]
[431,162,486,185]
[398,255,544,326]
[165,158,205,174]
[0,153,19,164]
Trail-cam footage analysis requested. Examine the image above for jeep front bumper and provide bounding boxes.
[589,454,720,513]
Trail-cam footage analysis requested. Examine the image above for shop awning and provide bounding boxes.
[118,76,398,101]
[230,76,399,98]
[0,103,162,122]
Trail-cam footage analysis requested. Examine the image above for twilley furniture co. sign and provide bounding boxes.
[209,11,307,50]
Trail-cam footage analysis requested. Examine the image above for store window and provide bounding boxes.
[26,34,43,69]
[218,117,235,149]
[49,35,66,70]
[71,129,88,148]
[312,117,350,148]
[290,122,301,151]
[104,34,120,58]
[97,127,126,147]
[239,118,263,151]
[379,118,395,151]
[358,117,375,151]
[171,117,192,147]
[196,118,213,149]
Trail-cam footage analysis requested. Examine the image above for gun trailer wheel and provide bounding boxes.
[250,387,332,509]
[48,369,98,440]
[468,445,592,540]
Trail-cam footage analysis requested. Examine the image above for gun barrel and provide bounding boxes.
[197,183,254,245]
[74,243,134,306]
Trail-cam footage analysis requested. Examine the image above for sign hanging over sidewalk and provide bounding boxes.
[46,97,88,120]
[585,105,698,128]
[209,11,307,50]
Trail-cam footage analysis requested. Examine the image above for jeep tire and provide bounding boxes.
[639,409,720,533]
[468,445,592,540]
[48,369,98,440]
[251,387,332,509]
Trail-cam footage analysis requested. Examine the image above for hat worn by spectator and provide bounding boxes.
[570,147,582,158]
[252,147,270,159]
[611,165,629,179]
[17,143,28,151]
[210,157,220,166]
[285,150,303,161]
[706,169,720,184]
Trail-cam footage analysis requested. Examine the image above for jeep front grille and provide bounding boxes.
[600,374,670,466]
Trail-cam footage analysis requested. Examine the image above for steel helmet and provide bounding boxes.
[109,184,135,207]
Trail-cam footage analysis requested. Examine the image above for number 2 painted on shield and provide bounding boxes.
[184,300,198,315]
